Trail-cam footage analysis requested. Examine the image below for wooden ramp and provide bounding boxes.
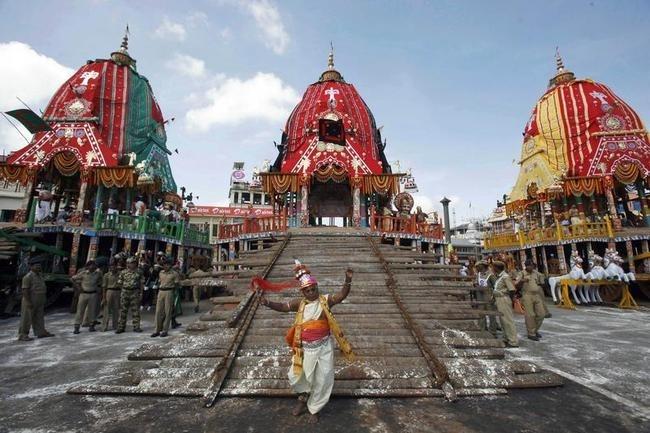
[68,229,561,401]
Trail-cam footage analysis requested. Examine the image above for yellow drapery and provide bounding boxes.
[52,151,80,177]
[94,167,136,188]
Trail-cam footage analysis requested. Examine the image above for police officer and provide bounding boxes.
[474,260,498,336]
[115,257,144,333]
[491,260,519,348]
[101,262,121,331]
[516,259,547,341]
[17,258,55,341]
[151,257,181,337]
[72,261,103,334]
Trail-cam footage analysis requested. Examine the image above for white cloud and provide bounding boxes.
[220,27,233,41]
[241,0,289,54]
[185,72,299,131]
[186,11,209,28]
[154,16,187,41]
[165,53,206,78]
[0,41,73,152]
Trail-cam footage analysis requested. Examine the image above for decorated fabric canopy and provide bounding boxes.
[1,33,176,193]
[134,141,177,193]
[261,172,400,196]
[272,50,391,179]
[509,54,650,202]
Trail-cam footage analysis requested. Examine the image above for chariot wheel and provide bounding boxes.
[599,284,623,302]
[638,282,650,301]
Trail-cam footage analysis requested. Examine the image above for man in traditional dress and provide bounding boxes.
[515,259,547,341]
[255,262,355,424]
[72,261,103,334]
[491,260,519,348]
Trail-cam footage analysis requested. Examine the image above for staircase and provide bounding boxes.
[68,228,561,399]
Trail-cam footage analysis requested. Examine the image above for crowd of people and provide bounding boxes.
[16,251,211,342]
[31,185,189,227]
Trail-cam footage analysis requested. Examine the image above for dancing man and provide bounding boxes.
[254,261,355,423]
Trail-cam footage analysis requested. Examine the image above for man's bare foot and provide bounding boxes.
[292,399,307,416]
[307,413,319,424]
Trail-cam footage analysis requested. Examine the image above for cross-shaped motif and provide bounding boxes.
[590,91,608,105]
[80,71,99,86]
[324,87,339,103]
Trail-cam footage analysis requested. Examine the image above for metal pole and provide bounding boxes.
[440,197,451,243]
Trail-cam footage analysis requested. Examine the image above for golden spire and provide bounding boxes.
[111,25,135,68]
[549,46,575,88]
[328,42,334,69]
[555,46,564,72]
[319,42,344,82]
[121,24,130,51]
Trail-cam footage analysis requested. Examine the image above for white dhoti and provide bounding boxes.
[287,295,335,415]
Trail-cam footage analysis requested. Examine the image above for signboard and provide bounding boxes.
[231,170,246,181]
[188,206,274,218]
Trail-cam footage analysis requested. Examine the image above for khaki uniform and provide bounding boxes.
[476,272,498,335]
[493,271,518,346]
[155,269,181,333]
[18,271,48,338]
[117,269,143,331]
[72,269,103,326]
[517,269,546,337]
[101,271,121,331]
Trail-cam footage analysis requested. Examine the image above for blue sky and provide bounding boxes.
[1,0,649,224]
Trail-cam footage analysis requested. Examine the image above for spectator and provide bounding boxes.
[134,196,146,216]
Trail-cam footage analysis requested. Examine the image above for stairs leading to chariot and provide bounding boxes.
[68,228,562,400]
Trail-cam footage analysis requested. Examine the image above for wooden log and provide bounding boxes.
[209,296,242,304]
[220,386,449,398]
[222,377,435,390]
[505,371,563,388]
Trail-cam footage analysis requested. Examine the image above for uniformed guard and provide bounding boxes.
[115,257,144,333]
[17,258,55,341]
[71,261,103,334]
[151,257,181,337]
[101,262,121,331]
[516,259,547,341]
[474,260,498,336]
[491,260,519,348]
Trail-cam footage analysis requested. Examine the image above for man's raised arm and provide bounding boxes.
[259,294,301,312]
[329,268,353,306]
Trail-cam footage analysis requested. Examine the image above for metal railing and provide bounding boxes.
[93,210,209,244]
[368,209,444,240]
[216,210,289,240]
[24,198,209,244]
[484,217,615,249]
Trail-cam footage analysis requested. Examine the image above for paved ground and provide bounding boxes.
[0,299,648,433]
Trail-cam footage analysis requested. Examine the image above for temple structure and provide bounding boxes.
[0,30,210,276]
[199,50,447,261]
[485,52,650,283]
[262,49,399,228]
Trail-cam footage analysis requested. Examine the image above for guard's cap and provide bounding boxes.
[29,256,45,265]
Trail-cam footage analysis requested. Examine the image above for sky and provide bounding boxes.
[0,0,649,225]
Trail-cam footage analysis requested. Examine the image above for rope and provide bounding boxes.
[366,235,456,401]
[203,233,291,407]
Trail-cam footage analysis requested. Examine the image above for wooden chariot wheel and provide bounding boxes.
[599,284,623,303]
